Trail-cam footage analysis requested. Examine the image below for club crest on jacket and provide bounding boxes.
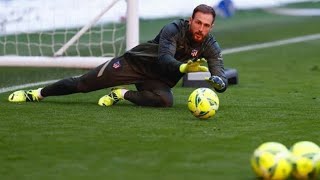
[191,49,198,57]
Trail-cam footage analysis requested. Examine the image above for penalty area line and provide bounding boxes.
[1,33,320,94]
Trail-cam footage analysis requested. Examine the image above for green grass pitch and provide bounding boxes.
[0,4,320,180]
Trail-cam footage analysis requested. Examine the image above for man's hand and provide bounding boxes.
[179,58,208,73]
[205,76,226,90]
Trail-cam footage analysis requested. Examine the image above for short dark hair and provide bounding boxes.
[192,4,216,23]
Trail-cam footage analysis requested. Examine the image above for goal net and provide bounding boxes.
[0,0,139,68]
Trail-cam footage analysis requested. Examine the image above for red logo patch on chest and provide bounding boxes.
[112,61,121,69]
[191,49,198,57]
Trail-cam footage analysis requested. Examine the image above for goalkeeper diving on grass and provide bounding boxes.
[8,4,227,107]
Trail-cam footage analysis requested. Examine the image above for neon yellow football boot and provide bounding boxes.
[8,88,42,102]
[98,88,125,106]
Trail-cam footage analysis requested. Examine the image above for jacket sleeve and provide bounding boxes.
[157,22,183,73]
[203,39,228,92]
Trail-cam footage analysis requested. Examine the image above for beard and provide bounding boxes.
[192,31,205,43]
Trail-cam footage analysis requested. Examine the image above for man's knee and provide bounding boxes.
[124,90,173,107]
[157,90,173,107]
[160,98,173,107]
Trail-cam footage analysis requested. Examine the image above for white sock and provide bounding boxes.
[37,88,44,99]
[121,89,128,99]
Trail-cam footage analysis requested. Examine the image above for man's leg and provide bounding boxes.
[41,57,142,97]
[125,80,173,107]
[8,57,143,102]
[98,80,173,107]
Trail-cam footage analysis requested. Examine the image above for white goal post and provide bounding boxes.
[0,0,139,69]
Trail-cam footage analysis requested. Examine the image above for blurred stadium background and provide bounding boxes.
[0,0,320,179]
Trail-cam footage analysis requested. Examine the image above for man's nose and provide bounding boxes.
[199,25,204,31]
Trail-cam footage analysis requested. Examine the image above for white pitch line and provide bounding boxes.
[0,80,59,94]
[1,33,320,94]
[223,33,320,54]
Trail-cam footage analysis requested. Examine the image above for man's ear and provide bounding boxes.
[211,23,215,30]
[189,17,192,25]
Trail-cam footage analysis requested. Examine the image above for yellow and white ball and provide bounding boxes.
[194,87,219,110]
[250,142,292,180]
[187,88,219,119]
[290,141,320,179]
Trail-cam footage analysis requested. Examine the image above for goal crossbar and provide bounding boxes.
[0,56,110,69]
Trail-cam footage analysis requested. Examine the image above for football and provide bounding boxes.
[250,142,292,180]
[194,87,219,110]
[187,88,218,119]
[290,141,320,179]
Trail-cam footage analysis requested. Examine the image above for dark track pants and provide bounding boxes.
[41,57,173,107]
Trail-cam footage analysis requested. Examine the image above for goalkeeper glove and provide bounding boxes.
[205,76,226,91]
[179,58,209,73]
